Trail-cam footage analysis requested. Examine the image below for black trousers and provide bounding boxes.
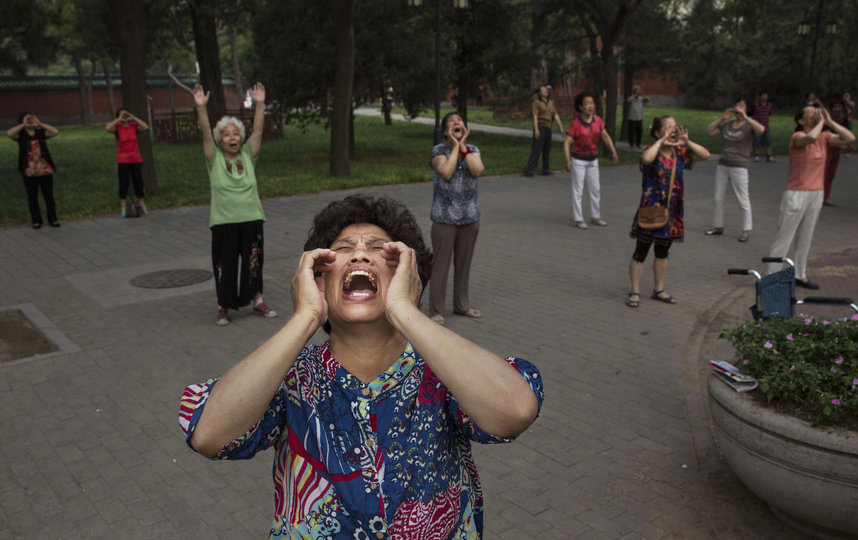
[23,174,58,225]
[628,120,643,147]
[211,220,265,310]
[117,162,145,199]
[525,126,553,174]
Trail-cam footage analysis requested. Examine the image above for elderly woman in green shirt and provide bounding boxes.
[193,82,277,326]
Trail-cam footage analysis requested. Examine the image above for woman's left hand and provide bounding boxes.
[249,82,266,104]
[675,126,690,146]
[381,241,422,317]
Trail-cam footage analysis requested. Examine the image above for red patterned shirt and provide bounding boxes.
[565,115,605,161]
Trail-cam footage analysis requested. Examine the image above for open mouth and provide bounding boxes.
[343,269,378,298]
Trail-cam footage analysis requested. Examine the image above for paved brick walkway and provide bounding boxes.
[1,134,857,538]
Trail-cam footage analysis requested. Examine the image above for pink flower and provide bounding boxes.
[823,320,831,325]
[836,357,844,365]
[832,399,841,406]
[786,334,794,341]
[831,367,838,373]
[851,313,858,321]
[803,333,810,337]
[764,341,773,349]
[790,365,796,372]
[853,378,858,387]
[804,317,813,325]
[743,359,749,365]
[755,323,760,328]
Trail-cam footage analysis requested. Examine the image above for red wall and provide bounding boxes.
[1,87,240,126]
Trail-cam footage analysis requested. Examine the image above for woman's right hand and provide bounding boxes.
[291,248,335,328]
[192,84,210,107]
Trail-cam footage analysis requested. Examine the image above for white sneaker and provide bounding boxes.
[576,221,589,230]
[590,218,607,227]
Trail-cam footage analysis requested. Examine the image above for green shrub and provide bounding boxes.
[721,315,858,425]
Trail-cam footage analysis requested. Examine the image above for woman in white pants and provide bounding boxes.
[704,98,765,242]
[563,91,619,229]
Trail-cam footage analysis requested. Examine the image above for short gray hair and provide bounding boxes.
[212,116,246,149]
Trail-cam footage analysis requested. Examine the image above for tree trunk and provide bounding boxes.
[73,53,87,126]
[104,61,116,117]
[108,0,158,195]
[86,60,96,128]
[189,0,227,121]
[330,0,355,177]
[227,22,243,99]
[601,44,618,146]
[349,107,356,160]
[620,61,633,143]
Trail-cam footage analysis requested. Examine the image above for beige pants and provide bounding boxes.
[429,221,479,316]
[766,190,822,280]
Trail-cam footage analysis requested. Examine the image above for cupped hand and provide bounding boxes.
[381,241,422,317]
[675,126,690,146]
[291,248,336,328]
[722,108,733,120]
[192,84,210,107]
[249,82,265,104]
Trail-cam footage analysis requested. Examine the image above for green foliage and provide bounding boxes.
[721,316,858,425]
[678,0,858,108]
[0,0,57,73]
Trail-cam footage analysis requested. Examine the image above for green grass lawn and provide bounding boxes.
[1,104,803,227]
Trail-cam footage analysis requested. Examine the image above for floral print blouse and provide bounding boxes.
[179,341,543,539]
[631,145,693,242]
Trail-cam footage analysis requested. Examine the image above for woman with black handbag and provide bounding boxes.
[626,116,709,308]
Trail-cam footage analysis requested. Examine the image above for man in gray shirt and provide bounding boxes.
[704,98,766,242]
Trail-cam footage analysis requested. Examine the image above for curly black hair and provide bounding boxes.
[304,194,433,331]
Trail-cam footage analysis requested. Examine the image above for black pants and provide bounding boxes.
[211,220,265,310]
[23,174,58,225]
[628,120,643,148]
[117,163,145,199]
[632,238,671,262]
[525,126,553,174]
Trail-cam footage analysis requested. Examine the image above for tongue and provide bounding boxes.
[345,275,375,293]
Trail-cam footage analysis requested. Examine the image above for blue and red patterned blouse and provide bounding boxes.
[179,341,543,539]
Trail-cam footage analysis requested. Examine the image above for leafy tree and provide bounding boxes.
[676,0,858,109]
[0,0,56,73]
[567,0,644,143]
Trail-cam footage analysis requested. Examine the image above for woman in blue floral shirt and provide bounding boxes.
[180,194,543,539]
[428,112,485,325]
[626,116,709,308]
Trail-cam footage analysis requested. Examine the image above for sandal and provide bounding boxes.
[738,231,750,243]
[454,308,482,318]
[651,289,677,304]
[625,292,640,308]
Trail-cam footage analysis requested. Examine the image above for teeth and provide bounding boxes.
[344,270,376,290]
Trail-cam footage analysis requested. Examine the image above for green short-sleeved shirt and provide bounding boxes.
[207,143,266,227]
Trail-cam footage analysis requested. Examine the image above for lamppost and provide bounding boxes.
[407,0,468,144]
[798,0,837,94]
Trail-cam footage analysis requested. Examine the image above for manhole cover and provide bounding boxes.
[0,309,59,363]
[130,269,212,289]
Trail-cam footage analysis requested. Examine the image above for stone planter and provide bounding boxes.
[707,373,858,539]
